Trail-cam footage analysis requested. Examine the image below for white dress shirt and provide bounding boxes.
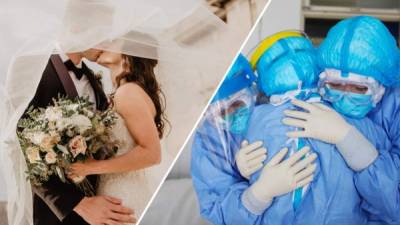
[59,54,97,105]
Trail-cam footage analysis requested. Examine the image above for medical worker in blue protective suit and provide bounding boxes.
[234,32,392,225]
[280,16,400,225]
[191,53,264,213]
[191,51,318,225]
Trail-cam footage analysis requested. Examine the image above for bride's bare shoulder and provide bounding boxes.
[113,83,154,116]
[114,82,145,99]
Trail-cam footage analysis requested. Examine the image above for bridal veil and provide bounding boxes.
[0,0,237,224]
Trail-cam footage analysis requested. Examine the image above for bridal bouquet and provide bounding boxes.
[17,97,118,195]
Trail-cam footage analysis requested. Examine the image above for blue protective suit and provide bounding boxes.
[191,52,259,224]
[352,87,400,225]
[191,100,392,225]
[317,15,400,224]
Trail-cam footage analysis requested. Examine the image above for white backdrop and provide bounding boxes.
[0,168,6,201]
[242,0,302,56]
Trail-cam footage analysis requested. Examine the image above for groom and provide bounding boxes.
[27,49,135,225]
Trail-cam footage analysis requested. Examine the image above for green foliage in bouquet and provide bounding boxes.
[17,96,119,195]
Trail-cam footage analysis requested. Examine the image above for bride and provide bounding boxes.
[69,50,166,221]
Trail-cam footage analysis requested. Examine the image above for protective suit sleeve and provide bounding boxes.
[241,188,272,215]
[191,127,265,225]
[355,150,400,224]
[352,106,400,223]
[336,126,378,171]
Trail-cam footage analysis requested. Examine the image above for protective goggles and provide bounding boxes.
[318,69,385,105]
[322,86,373,106]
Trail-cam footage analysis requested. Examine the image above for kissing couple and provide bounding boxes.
[27,43,166,225]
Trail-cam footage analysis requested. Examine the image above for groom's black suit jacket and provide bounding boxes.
[26,55,108,225]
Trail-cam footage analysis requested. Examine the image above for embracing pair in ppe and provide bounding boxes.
[191,15,400,225]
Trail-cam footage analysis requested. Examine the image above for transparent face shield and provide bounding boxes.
[205,54,257,136]
[208,88,256,135]
[0,1,238,224]
[196,87,256,167]
[194,53,258,166]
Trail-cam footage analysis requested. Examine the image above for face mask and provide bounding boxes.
[224,106,250,134]
[323,87,374,119]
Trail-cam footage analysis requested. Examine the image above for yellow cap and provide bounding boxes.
[250,30,305,69]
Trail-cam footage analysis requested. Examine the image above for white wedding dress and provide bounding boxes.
[97,113,153,223]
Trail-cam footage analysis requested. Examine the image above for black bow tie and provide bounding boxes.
[64,60,86,80]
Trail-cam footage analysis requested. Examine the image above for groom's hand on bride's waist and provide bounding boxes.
[74,195,136,225]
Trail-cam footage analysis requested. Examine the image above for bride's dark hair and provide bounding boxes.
[116,55,167,138]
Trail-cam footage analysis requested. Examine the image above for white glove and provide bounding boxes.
[282,99,352,144]
[282,99,377,171]
[250,146,317,203]
[235,140,267,179]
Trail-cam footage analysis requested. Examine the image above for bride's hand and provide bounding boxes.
[69,158,97,178]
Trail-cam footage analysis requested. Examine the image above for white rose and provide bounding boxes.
[68,135,87,158]
[45,107,63,122]
[45,150,57,164]
[56,118,73,131]
[26,147,41,163]
[71,115,92,134]
[29,132,46,145]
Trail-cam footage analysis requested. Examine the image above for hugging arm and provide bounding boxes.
[191,118,317,225]
[283,99,378,170]
[283,99,400,223]
[191,128,262,225]
[32,177,85,221]
[353,119,400,223]
[33,174,135,224]
[235,140,267,180]
[354,150,400,223]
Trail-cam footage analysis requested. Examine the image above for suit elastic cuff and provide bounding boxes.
[336,126,378,171]
[241,187,272,215]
